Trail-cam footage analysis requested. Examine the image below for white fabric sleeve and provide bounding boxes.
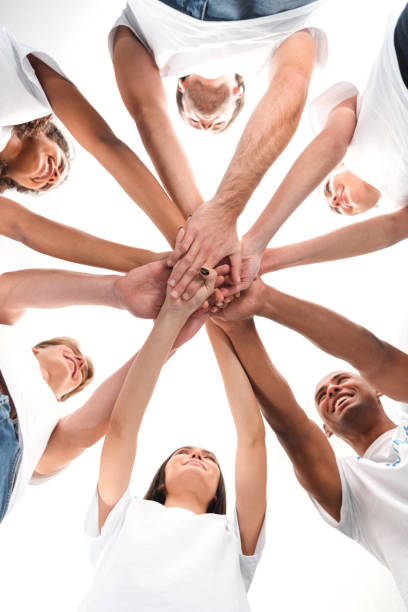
[309,81,359,134]
[309,459,358,541]
[231,507,266,592]
[84,487,133,567]
[108,6,152,59]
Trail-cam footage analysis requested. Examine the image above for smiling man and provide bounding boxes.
[110,0,328,295]
[212,279,408,606]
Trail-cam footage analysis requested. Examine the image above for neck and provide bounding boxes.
[345,415,397,456]
[164,491,208,515]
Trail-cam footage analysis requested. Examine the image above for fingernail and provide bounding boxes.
[169,280,176,287]
[200,267,209,276]
[211,307,218,313]
[167,260,173,267]
[171,290,178,298]
[182,293,189,300]
[216,302,223,308]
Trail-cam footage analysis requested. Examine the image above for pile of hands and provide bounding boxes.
[113,213,266,346]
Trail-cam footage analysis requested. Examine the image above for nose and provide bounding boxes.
[327,384,341,397]
[200,119,213,130]
[191,450,202,460]
[48,166,59,184]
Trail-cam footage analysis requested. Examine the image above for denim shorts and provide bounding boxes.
[157,0,319,20]
[0,393,22,523]
[394,3,408,88]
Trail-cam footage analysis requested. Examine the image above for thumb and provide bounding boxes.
[229,251,242,288]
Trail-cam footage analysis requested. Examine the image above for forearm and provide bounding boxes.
[261,209,408,273]
[206,321,265,442]
[212,69,308,217]
[0,269,120,312]
[135,106,203,216]
[244,129,346,253]
[14,207,163,272]
[257,284,389,374]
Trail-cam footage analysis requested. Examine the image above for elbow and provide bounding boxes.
[384,208,408,247]
[319,128,348,163]
[278,67,309,122]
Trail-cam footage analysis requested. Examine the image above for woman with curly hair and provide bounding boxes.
[78,270,266,612]
[0,27,185,248]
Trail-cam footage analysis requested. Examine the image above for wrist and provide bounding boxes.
[207,193,241,223]
[242,231,266,259]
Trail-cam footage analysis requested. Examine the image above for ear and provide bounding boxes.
[32,346,39,355]
[233,85,243,100]
[323,424,333,439]
[177,78,187,93]
[375,390,383,399]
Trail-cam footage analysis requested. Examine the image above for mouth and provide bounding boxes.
[35,157,54,183]
[185,459,206,470]
[332,393,353,415]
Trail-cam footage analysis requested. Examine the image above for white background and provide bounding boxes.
[0,0,408,610]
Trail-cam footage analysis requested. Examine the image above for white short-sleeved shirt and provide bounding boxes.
[0,325,60,517]
[78,488,265,611]
[310,11,408,208]
[108,0,328,80]
[0,27,66,153]
[311,407,408,606]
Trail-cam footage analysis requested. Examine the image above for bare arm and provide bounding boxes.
[168,30,317,296]
[216,318,341,521]
[239,97,356,287]
[112,27,203,217]
[206,320,266,555]
[0,195,165,273]
[261,206,408,273]
[97,271,216,530]
[28,55,185,245]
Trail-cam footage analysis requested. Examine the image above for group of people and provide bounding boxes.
[1,0,408,609]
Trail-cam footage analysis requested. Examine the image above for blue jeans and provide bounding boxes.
[394,3,408,88]
[157,0,319,20]
[0,394,22,523]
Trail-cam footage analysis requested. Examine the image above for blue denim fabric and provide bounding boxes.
[157,0,318,20]
[0,394,22,523]
[394,3,408,88]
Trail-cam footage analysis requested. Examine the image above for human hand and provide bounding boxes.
[220,236,264,297]
[214,277,266,322]
[166,202,241,300]
[162,267,217,321]
[113,260,171,318]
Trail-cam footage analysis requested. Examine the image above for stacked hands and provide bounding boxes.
[165,204,264,307]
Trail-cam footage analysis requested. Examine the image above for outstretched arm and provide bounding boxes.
[168,30,317,295]
[260,206,408,273]
[239,96,356,288]
[112,27,203,217]
[219,279,408,402]
[206,320,266,555]
[28,55,185,245]
[97,270,216,529]
[0,195,165,273]
[214,318,341,521]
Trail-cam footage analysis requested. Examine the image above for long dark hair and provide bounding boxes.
[144,447,227,514]
[0,115,71,194]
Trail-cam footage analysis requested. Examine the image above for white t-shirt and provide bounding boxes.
[0,325,60,517]
[310,11,408,208]
[0,27,66,153]
[108,0,328,80]
[311,410,408,606]
[78,488,265,611]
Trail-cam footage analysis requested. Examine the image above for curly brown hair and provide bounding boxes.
[0,115,71,194]
[176,74,245,133]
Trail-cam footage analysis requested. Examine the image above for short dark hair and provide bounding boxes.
[33,336,94,401]
[0,115,71,194]
[144,447,227,514]
[176,74,245,133]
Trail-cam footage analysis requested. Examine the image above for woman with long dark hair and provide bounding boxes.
[79,269,266,611]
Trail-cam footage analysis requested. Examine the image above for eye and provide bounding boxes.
[317,391,326,403]
[204,455,217,463]
[338,376,348,383]
[176,449,189,455]
[324,181,331,197]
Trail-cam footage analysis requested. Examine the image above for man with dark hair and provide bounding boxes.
[110,0,328,292]
[212,279,408,606]
[0,261,210,523]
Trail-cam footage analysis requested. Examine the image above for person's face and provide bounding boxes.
[315,371,381,438]
[165,446,220,504]
[3,131,68,191]
[32,343,87,400]
[179,74,242,132]
[323,166,381,215]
